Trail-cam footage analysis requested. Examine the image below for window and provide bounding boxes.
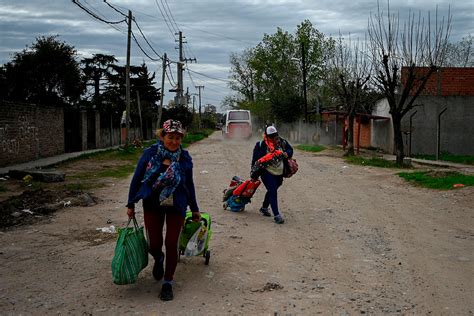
[228,111,249,120]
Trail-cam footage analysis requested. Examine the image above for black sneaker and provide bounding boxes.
[274,215,285,224]
[160,283,174,301]
[153,256,164,281]
[259,207,271,217]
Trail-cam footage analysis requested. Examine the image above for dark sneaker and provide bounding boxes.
[153,256,164,281]
[160,283,174,301]
[274,215,285,224]
[259,207,271,217]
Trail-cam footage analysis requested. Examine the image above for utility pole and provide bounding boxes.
[301,41,308,123]
[125,10,132,146]
[158,53,167,128]
[195,85,204,128]
[176,31,184,106]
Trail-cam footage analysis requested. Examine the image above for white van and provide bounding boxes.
[223,110,252,139]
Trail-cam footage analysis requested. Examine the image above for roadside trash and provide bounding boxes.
[63,201,72,207]
[0,177,7,181]
[96,225,116,233]
[23,175,33,184]
[453,184,465,188]
[342,166,349,169]
[21,209,34,215]
[107,219,113,224]
[200,170,209,174]
[11,212,22,217]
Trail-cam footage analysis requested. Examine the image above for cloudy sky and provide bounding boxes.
[1,0,472,111]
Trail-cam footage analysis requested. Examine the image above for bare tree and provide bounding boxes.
[368,1,452,164]
[332,34,373,156]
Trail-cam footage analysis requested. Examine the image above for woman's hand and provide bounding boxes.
[191,211,201,222]
[127,207,135,219]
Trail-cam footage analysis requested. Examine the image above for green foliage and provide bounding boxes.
[398,171,474,190]
[345,156,406,168]
[412,153,474,165]
[227,21,334,123]
[295,144,326,152]
[0,185,7,193]
[0,36,83,106]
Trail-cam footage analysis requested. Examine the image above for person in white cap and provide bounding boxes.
[251,125,293,224]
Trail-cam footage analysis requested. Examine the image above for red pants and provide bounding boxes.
[143,208,184,282]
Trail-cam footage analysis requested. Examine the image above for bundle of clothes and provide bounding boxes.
[222,176,261,212]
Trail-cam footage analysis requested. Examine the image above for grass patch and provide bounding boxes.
[296,144,326,152]
[0,185,7,192]
[345,155,405,168]
[412,153,474,165]
[398,171,474,189]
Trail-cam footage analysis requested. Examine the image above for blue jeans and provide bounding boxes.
[261,171,284,217]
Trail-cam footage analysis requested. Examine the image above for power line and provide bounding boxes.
[131,30,161,62]
[132,18,164,59]
[73,0,126,24]
[161,0,179,33]
[187,69,231,83]
[154,0,177,40]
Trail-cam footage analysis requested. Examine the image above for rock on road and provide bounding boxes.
[0,131,473,315]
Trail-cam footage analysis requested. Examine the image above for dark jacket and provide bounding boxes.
[126,143,199,216]
[251,137,294,167]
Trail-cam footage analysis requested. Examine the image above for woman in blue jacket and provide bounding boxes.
[251,125,293,224]
[126,119,200,301]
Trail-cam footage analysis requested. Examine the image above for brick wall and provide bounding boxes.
[401,67,474,96]
[0,101,64,167]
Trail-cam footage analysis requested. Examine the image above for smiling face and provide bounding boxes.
[162,132,183,152]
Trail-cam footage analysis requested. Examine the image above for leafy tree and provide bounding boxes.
[227,21,334,124]
[367,2,451,165]
[0,36,83,106]
[102,63,160,119]
[81,53,118,108]
[228,49,257,102]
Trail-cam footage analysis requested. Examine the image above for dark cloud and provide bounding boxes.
[1,0,472,108]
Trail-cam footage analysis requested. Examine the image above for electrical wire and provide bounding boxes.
[73,0,126,24]
[163,0,180,32]
[131,30,161,62]
[160,0,178,34]
[187,69,231,83]
[154,0,177,40]
[132,18,164,60]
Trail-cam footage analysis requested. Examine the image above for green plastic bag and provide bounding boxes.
[111,217,148,285]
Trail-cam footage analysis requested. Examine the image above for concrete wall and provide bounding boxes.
[402,96,474,156]
[0,102,64,167]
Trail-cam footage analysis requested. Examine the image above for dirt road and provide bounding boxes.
[1,131,473,315]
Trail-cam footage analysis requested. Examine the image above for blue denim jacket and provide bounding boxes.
[126,143,199,216]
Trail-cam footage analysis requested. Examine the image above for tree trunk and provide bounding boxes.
[344,115,355,156]
[392,114,405,165]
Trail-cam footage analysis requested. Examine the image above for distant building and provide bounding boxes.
[204,104,217,114]
[372,67,474,155]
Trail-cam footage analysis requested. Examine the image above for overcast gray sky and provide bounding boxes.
[1,0,472,110]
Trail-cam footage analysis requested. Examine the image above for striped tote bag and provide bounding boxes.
[111,217,149,285]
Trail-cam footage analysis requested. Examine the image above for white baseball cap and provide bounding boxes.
[265,125,278,135]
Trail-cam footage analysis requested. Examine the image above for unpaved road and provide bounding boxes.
[1,131,473,315]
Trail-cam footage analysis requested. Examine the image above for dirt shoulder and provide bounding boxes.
[0,132,473,315]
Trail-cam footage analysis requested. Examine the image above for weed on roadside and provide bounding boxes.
[296,144,326,152]
[345,155,408,168]
[398,171,474,189]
